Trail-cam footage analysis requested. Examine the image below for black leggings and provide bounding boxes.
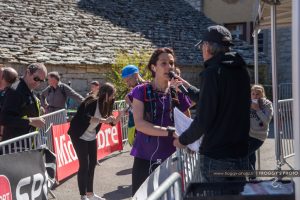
[132,157,160,196]
[72,138,97,195]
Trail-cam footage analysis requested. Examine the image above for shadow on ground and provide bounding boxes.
[103,185,132,200]
[116,168,132,176]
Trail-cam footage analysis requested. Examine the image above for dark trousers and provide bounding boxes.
[248,137,264,170]
[72,138,97,195]
[132,157,160,196]
[198,155,249,195]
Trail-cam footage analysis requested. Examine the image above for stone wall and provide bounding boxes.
[0,63,203,98]
[0,63,110,96]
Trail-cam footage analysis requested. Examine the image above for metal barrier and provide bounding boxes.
[279,83,292,100]
[38,101,128,151]
[263,83,292,101]
[39,109,68,152]
[0,131,39,155]
[114,100,129,143]
[142,150,199,200]
[278,98,294,169]
[177,149,200,191]
[146,172,182,200]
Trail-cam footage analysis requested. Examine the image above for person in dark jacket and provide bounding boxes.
[173,25,251,184]
[0,67,19,141]
[0,63,47,142]
[0,67,19,110]
[68,82,122,200]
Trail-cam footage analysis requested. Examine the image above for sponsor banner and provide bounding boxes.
[0,150,48,200]
[52,111,123,181]
[0,175,12,200]
[96,120,123,160]
[52,123,79,181]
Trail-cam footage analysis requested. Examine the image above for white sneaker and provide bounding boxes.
[88,193,106,200]
[81,195,89,200]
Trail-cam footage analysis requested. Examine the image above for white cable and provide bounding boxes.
[149,94,166,174]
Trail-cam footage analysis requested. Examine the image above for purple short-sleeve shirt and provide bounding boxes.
[130,84,191,161]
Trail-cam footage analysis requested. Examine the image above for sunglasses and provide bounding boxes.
[33,77,45,83]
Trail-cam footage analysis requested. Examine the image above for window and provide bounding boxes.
[224,23,247,41]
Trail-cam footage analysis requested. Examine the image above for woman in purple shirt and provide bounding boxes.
[130,47,191,195]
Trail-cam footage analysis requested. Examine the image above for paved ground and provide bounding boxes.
[50,122,295,200]
[50,144,133,200]
[259,121,295,171]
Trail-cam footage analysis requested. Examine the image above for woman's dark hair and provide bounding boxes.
[97,82,116,117]
[82,82,115,120]
[147,47,175,77]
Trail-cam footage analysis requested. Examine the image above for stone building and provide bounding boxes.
[188,0,291,86]
[0,0,266,96]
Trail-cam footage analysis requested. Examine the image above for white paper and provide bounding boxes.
[174,107,201,152]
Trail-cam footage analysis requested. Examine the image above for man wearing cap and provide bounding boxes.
[121,65,145,90]
[121,65,146,146]
[173,25,251,184]
[40,71,84,113]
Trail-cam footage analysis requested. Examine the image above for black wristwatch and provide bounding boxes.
[166,126,176,137]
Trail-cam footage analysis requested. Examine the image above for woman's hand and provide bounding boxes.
[111,110,126,126]
[251,101,260,111]
[105,116,115,124]
[170,78,184,93]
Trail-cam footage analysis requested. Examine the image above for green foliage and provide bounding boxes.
[108,49,152,100]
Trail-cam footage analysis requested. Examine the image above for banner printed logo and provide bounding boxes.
[0,175,12,200]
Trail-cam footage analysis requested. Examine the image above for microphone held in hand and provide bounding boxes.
[168,71,189,95]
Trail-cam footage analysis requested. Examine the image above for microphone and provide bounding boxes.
[168,71,189,95]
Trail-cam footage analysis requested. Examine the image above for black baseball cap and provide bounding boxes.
[195,25,234,47]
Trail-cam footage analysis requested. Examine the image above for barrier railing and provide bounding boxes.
[39,109,67,152]
[114,100,129,143]
[263,83,292,101]
[146,172,182,200]
[0,131,39,155]
[177,149,200,191]
[278,83,292,100]
[38,101,127,151]
[278,98,294,169]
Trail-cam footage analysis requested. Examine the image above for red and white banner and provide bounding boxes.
[0,175,12,200]
[52,111,123,181]
[96,120,123,160]
[52,123,78,181]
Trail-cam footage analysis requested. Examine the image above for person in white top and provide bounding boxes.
[68,83,124,200]
[249,84,273,172]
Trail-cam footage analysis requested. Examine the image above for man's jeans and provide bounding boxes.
[198,154,249,183]
[192,155,249,195]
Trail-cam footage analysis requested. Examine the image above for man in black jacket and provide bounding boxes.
[173,25,251,183]
[0,63,47,142]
